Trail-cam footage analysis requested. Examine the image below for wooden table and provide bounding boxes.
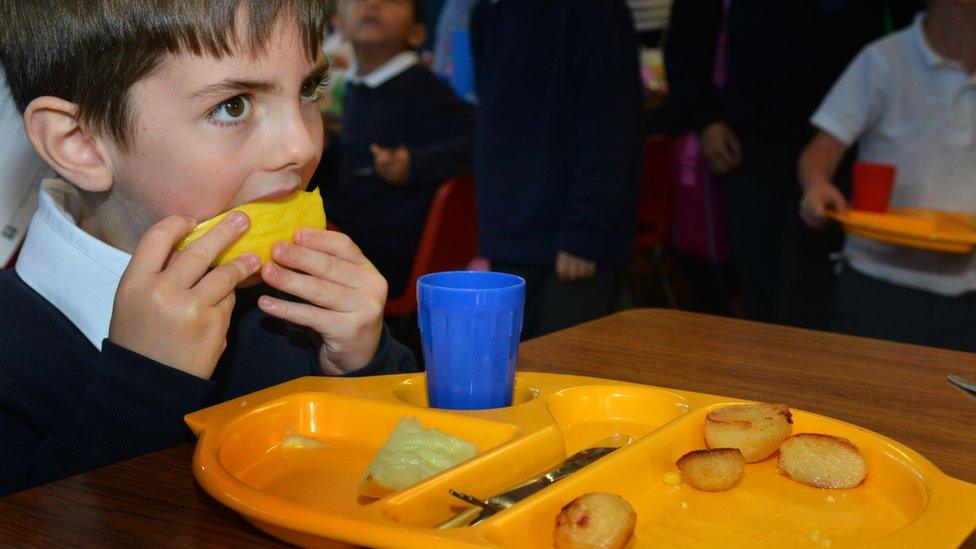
[2,309,975,546]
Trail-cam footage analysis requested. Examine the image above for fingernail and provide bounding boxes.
[258,296,275,309]
[243,253,260,269]
[293,229,307,244]
[229,211,249,229]
[272,241,288,258]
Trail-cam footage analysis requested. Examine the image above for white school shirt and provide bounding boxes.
[16,179,131,350]
[811,12,976,296]
[347,51,419,89]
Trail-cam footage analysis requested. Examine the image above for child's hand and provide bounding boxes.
[370,144,411,186]
[701,121,743,175]
[258,229,386,375]
[555,250,597,282]
[800,181,848,230]
[109,213,261,379]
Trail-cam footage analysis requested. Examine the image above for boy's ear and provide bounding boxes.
[23,96,115,193]
[407,23,427,50]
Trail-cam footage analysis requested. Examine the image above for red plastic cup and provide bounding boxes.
[851,162,896,212]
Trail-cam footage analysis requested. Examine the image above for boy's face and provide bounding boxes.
[102,18,326,248]
[341,0,422,50]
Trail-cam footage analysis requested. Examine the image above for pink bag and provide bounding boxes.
[671,136,730,262]
[669,0,732,263]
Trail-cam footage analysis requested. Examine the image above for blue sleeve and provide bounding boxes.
[333,324,419,377]
[555,0,644,261]
[0,341,215,495]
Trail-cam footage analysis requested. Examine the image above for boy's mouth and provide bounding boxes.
[358,14,382,28]
[253,185,301,202]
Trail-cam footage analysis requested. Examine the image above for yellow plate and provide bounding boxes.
[828,208,976,254]
[184,373,976,548]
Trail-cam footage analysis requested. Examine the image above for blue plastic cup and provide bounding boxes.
[418,271,526,409]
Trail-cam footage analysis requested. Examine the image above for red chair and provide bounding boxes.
[384,175,478,317]
[625,135,678,308]
[635,135,675,251]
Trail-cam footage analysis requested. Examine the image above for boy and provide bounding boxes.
[799,1,976,351]
[0,0,416,496]
[470,0,643,339]
[312,0,475,299]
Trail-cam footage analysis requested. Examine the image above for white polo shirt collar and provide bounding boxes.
[16,178,130,350]
[347,51,419,88]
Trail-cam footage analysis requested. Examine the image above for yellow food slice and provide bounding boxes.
[676,448,745,492]
[175,188,326,266]
[359,417,477,499]
[778,433,867,489]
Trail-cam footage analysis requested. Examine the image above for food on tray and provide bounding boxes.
[280,430,326,450]
[778,433,867,489]
[661,470,683,486]
[704,403,793,462]
[175,187,326,266]
[676,448,745,492]
[359,417,477,498]
[553,492,636,549]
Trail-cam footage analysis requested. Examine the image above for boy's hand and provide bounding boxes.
[258,229,386,375]
[800,181,848,230]
[109,213,261,379]
[555,250,597,282]
[370,144,411,186]
[701,121,743,175]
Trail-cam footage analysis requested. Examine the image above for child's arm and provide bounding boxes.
[556,0,643,275]
[257,229,407,376]
[0,342,217,494]
[370,82,475,187]
[0,213,259,493]
[798,131,849,230]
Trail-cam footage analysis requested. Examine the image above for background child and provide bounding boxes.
[312,0,475,299]
[799,0,976,351]
[0,0,415,495]
[470,0,643,339]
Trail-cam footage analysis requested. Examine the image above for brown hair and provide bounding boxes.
[0,1,327,149]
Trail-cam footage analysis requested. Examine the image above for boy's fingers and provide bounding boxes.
[725,131,743,160]
[257,295,342,336]
[167,211,250,287]
[261,262,363,313]
[271,241,363,288]
[370,144,389,162]
[292,229,369,264]
[128,215,196,275]
[194,253,261,304]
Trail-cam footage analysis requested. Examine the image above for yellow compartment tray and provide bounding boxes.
[828,208,976,253]
[184,373,976,548]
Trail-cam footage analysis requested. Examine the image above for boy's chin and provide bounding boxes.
[238,272,264,289]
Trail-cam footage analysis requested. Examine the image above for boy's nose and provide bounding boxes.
[269,111,320,173]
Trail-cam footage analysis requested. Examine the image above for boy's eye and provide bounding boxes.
[209,95,252,124]
[301,74,329,101]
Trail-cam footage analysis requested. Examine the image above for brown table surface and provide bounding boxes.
[2,309,975,547]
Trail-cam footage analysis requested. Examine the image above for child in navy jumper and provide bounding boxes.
[312,0,475,298]
[0,1,416,496]
[470,0,643,338]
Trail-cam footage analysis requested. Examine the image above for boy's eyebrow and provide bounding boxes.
[186,60,330,101]
[187,78,277,101]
